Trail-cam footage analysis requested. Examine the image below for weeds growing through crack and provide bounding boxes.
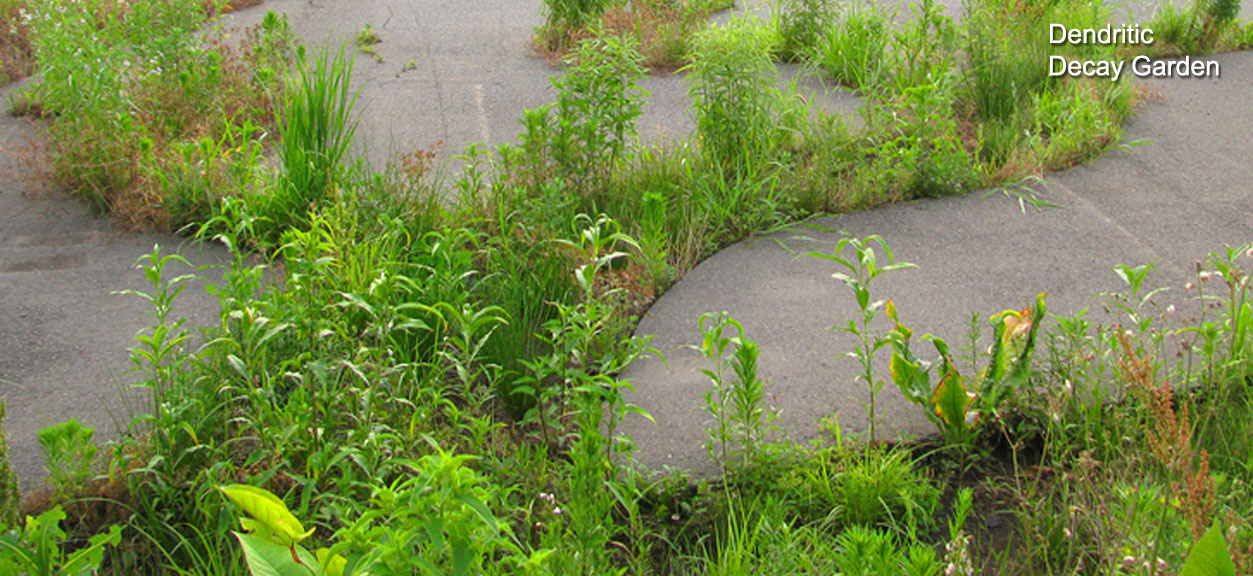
[10,0,1253,573]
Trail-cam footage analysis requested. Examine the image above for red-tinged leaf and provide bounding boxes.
[932,369,971,433]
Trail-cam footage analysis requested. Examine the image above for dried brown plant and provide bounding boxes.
[1117,330,1216,542]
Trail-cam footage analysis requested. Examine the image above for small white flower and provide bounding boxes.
[552,506,563,515]
[1166,305,1176,314]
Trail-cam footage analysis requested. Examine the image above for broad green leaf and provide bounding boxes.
[889,350,930,408]
[1181,521,1235,576]
[453,543,473,576]
[221,485,315,545]
[235,531,321,576]
[61,524,121,576]
[932,369,971,433]
[987,311,1013,383]
[317,548,347,576]
[457,494,498,531]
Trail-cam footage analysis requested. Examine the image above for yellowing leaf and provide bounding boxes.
[220,485,314,545]
[931,369,971,433]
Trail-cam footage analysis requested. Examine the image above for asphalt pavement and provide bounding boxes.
[2,0,1251,489]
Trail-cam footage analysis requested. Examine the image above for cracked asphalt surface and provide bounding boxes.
[2,0,1251,488]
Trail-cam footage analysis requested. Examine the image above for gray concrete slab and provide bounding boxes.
[0,81,230,491]
[217,0,862,166]
[2,0,1252,490]
[620,50,1253,476]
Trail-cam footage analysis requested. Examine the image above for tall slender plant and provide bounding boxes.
[807,233,914,444]
[273,45,360,234]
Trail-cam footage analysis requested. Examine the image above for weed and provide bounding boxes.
[963,9,1050,124]
[888,0,957,95]
[696,312,774,475]
[1118,332,1216,542]
[14,0,1252,572]
[686,17,781,175]
[806,233,915,444]
[270,46,360,237]
[354,23,381,55]
[776,0,833,61]
[37,420,99,503]
[637,190,675,292]
[813,0,892,91]
[888,294,1046,453]
[518,34,648,194]
[0,506,121,575]
[0,400,15,529]
[538,0,612,50]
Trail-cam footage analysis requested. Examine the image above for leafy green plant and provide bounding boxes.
[270,45,360,237]
[806,233,915,444]
[0,506,121,576]
[553,386,624,575]
[36,420,98,502]
[775,0,833,61]
[517,214,654,457]
[0,400,18,529]
[886,294,1046,446]
[686,17,781,175]
[813,0,892,91]
[517,34,648,194]
[887,0,957,95]
[330,448,546,576]
[695,312,773,474]
[116,245,196,459]
[538,0,612,49]
[833,524,900,575]
[637,191,675,292]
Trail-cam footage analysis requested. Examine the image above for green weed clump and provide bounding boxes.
[514,34,648,195]
[538,0,612,50]
[775,0,833,61]
[37,420,98,503]
[1146,0,1248,56]
[813,0,892,91]
[686,17,783,176]
[0,400,18,529]
[21,0,293,229]
[265,46,359,241]
[14,0,1253,573]
[539,0,733,70]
